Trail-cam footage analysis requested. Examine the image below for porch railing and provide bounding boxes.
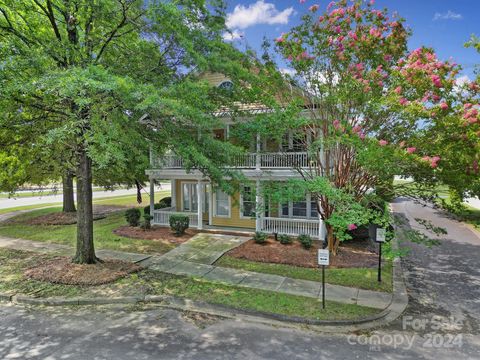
[152,208,199,228]
[153,152,314,169]
[261,217,321,239]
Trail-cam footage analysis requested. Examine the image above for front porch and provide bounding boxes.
[151,206,325,239]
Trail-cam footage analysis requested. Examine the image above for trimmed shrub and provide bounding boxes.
[253,231,268,244]
[144,196,172,215]
[279,234,293,245]
[169,214,189,236]
[142,214,153,230]
[298,234,313,249]
[125,208,141,227]
[158,196,172,208]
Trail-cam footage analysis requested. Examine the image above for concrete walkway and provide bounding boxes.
[139,233,392,309]
[0,231,392,310]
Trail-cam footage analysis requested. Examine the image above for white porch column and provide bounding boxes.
[255,179,262,232]
[171,179,176,210]
[208,183,213,225]
[149,177,155,219]
[197,180,203,230]
[255,133,261,170]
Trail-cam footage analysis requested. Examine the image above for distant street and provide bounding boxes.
[0,183,171,210]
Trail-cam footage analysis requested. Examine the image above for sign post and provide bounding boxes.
[318,249,329,309]
[376,228,386,282]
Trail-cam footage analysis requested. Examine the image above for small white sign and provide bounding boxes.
[376,228,386,243]
[318,249,330,266]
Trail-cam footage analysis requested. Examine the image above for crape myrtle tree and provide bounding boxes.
[252,0,464,254]
[0,0,253,263]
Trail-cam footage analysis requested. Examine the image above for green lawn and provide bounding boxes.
[0,248,379,321]
[0,197,173,254]
[215,256,393,292]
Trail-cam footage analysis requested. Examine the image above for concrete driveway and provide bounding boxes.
[0,198,479,359]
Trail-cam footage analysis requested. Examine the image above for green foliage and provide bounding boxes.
[297,234,313,249]
[125,208,141,227]
[142,214,153,230]
[253,231,268,244]
[144,197,172,215]
[279,234,293,245]
[169,214,189,236]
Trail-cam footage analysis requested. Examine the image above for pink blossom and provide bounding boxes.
[299,0,306,3]
[333,119,341,129]
[464,103,473,109]
[275,36,284,43]
[327,1,335,11]
[359,132,366,140]
[399,98,408,106]
[399,141,405,148]
[379,139,388,146]
[406,147,416,154]
[431,74,442,88]
[430,156,441,168]
[384,54,392,62]
[369,0,375,5]
[347,224,357,231]
[352,125,362,133]
[394,86,402,94]
[440,102,448,110]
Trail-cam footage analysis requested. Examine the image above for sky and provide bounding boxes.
[222,0,480,80]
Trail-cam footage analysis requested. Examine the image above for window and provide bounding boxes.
[292,201,307,217]
[241,186,255,218]
[280,194,318,219]
[182,183,198,212]
[310,199,318,218]
[215,189,230,217]
[218,80,234,92]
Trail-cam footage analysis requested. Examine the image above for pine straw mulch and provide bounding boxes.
[225,237,380,269]
[24,256,142,285]
[8,205,126,226]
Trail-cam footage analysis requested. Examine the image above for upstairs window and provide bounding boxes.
[218,80,234,92]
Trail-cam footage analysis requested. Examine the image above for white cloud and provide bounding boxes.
[280,68,296,77]
[453,75,471,94]
[226,1,294,30]
[222,30,244,41]
[433,10,463,21]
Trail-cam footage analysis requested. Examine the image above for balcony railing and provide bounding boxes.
[152,152,316,169]
[152,208,199,228]
[261,217,322,239]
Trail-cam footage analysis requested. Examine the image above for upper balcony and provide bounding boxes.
[151,152,318,170]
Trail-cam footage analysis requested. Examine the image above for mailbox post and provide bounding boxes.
[318,248,329,309]
[375,228,386,282]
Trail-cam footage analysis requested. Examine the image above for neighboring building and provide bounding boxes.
[146,73,326,239]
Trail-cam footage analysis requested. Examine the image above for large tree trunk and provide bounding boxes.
[72,147,97,264]
[326,223,339,255]
[62,171,76,213]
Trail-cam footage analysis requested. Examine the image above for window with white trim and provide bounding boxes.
[215,189,230,217]
[241,186,255,218]
[280,194,318,219]
[182,183,198,212]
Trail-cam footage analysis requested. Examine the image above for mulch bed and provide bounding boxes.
[9,205,126,226]
[113,225,197,245]
[226,238,380,268]
[24,256,141,285]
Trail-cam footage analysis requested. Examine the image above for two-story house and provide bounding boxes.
[146,73,327,240]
